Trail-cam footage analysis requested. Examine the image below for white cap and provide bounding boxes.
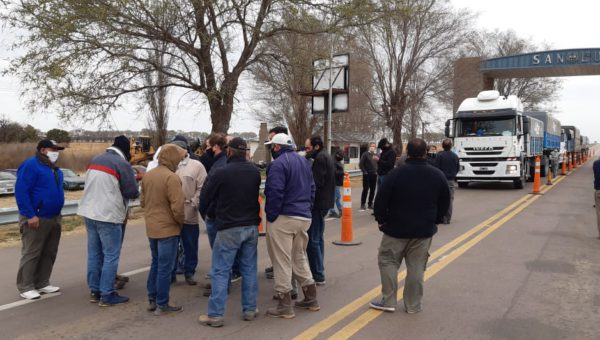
[265,133,293,146]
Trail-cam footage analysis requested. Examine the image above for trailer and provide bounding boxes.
[524,112,561,177]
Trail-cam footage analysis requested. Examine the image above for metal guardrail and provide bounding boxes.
[0,170,362,226]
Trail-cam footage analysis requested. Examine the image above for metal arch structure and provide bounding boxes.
[452,48,600,112]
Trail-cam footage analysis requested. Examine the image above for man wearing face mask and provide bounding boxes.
[78,135,140,306]
[15,139,65,300]
[264,133,319,318]
[304,136,335,285]
[359,143,378,210]
[200,133,240,296]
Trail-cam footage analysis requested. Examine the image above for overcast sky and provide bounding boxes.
[1,0,599,141]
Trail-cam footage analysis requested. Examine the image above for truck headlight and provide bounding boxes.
[506,165,518,174]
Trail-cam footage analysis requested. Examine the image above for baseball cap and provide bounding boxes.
[37,139,65,151]
[264,133,293,146]
[228,137,250,151]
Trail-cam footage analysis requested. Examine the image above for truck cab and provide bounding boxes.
[446,90,543,189]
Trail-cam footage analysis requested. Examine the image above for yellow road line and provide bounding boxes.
[327,176,564,339]
[293,180,560,340]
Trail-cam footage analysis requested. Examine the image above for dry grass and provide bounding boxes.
[0,142,109,173]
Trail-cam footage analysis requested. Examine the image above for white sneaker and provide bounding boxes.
[38,285,60,294]
[20,290,41,300]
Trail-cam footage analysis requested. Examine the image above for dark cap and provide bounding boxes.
[37,139,64,151]
[112,135,132,161]
[228,137,249,151]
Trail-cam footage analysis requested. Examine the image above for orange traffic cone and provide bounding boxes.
[333,172,361,246]
[532,156,542,194]
[574,153,578,169]
[568,153,573,172]
[561,154,567,176]
[258,195,265,236]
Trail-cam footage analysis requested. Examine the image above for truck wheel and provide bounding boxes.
[513,178,524,189]
[458,182,469,188]
[540,156,549,177]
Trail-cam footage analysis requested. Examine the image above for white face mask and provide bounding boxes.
[47,151,59,163]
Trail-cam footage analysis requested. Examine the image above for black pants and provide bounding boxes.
[361,173,377,206]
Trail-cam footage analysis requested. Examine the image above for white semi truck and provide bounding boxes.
[445,90,544,189]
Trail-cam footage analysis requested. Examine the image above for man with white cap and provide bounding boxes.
[264,133,319,319]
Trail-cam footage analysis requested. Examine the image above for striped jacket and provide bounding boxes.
[78,147,139,224]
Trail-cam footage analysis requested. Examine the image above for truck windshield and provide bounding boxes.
[457,117,515,137]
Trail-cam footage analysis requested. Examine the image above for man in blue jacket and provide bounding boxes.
[264,133,319,319]
[15,139,65,300]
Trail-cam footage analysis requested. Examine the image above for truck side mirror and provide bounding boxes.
[444,119,453,138]
[522,117,530,135]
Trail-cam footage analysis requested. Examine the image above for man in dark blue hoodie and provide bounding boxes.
[264,133,319,319]
[15,139,65,300]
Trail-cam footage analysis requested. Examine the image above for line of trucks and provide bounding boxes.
[445,90,591,189]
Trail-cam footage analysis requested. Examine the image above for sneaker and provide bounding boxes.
[369,300,395,312]
[98,292,129,307]
[154,304,183,316]
[315,280,326,286]
[185,276,197,286]
[243,309,259,321]
[360,205,366,211]
[89,291,101,303]
[406,308,422,314]
[266,271,274,280]
[230,273,241,283]
[38,285,60,294]
[20,290,40,300]
[147,299,157,312]
[198,314,224,327]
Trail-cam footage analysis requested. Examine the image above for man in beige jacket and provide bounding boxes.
[170,140,207,285]
[141,144,186,316]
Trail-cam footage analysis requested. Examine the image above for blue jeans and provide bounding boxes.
[85,218,123,296]
[307,209,327,282]
[208,226,258,317]
[329,186,343,215]
[180,224,199,277]
[377,174,387,190]
[147,236,178,307]
[206,218,217,249]
[206,218,241,277]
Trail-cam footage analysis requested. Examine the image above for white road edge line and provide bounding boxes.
[0,266,151,312]
[0,292,62,312]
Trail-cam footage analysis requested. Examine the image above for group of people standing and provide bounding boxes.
[13,130,460,324]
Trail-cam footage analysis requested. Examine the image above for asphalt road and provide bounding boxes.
[0,158,598,340]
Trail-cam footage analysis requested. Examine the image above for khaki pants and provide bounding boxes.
[377,234,431,313]
[266,215,314,293]
[17,215,62,293]
[595,191,600,237]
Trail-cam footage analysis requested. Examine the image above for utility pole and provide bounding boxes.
[325,34,334,155]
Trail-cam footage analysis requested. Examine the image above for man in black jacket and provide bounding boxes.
[328,151,345,218]
[370,138,450,314]
[304,136,335,285]
[435,139,460,224]
[359,143,378,210]
[376,138,397,189]
[198,137,261,327]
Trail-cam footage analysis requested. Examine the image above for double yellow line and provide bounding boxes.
[294,175,567,340]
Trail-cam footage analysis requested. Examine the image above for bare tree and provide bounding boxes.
[1,0,366,133]
[355,0,472,152]
[465,29,562,110]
